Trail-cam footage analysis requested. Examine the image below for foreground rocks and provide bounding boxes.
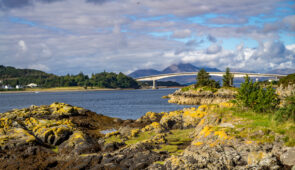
[0,102,294,169]
[167,86,237,105]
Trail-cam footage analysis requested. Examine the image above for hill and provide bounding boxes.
[162,63,199,73]
[267,68,295,75]
[0,65,52,79]
[0,65,139,89]
[128,63,221,84]
[128,69,161,78]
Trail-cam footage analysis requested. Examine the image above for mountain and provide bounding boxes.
[128,69,162,78]
[128,63,221,78]
[162,63,200,73]
[128,63,221,84]
[202,67,221,72]
[267,68,295,75]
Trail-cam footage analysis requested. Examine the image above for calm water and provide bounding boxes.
[0,88,195,119]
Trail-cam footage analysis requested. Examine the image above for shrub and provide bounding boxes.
[237,75,279,112]
[274,94,295,122]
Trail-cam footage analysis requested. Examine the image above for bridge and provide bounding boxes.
[135,72,287,89]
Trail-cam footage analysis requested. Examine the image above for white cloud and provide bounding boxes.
[18,40,27,52]
[0,0,293,75]
[172,29,191,38]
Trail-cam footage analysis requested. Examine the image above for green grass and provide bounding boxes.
[125,131,155,145]
[166,129,194,144]
[105,135,123,144]
[215,106,295,146]
[154,161,165,165]
[153,128,194,155]
[51,146,59,153]
[157,145,178,153]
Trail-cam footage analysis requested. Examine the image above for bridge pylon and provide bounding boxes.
[152,79,157,89]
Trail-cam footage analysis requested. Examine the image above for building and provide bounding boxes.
[16,85,23,89]
[27,83,38,88]
[4,85,13,89]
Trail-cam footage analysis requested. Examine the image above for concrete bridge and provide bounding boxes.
[135,72,286,89]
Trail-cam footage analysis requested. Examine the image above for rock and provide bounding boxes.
[103,142,125,152]
[168,87,237,105]
[219,123,235,128]
[280,147,295,168]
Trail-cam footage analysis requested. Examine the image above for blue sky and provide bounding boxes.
[0,0,294,74]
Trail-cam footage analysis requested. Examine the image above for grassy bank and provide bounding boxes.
[214,105,295,146]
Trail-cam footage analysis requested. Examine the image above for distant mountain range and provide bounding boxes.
[267,68,295,75]
[128,63,221,84]
[129,63,221,78]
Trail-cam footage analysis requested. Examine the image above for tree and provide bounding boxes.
[196,69,210,87]
[237,75,279,112]
[222,67,234,87]
[196,69,220,88]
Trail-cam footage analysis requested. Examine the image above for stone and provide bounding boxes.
[280,147,295,167]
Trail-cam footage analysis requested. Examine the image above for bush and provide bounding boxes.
[237,75,279,112]
[275,94,295,122]
[279,73,295,88]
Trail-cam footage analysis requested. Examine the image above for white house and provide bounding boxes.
[16,85,23,89]
[27,83,38,88]
[4,85,13,89]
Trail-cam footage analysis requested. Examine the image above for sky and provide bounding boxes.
[0,0,295,75]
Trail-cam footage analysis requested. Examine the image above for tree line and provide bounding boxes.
[0,65,139,89]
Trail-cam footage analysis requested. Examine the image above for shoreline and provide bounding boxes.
[0,86,183,94]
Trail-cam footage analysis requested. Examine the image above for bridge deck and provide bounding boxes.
[135,72,286,81]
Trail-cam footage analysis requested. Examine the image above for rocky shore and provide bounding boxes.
[167,86,237,105]
[1,102,294,169]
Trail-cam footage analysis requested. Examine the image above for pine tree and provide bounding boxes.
[222,67,234,87]
[196,69,210,87]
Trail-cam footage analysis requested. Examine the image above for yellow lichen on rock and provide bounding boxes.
[198,119,205,126]
[0,118,12,130]
[199,126,213,137]
[247,151,268,165]
[193,141,203,146]
[130,129,140,137]
[219,102,234,108]
[142,122,163,132]
[197,105,208,112]
[214,130,231,140]
[67,131,85,147]
[105,131,120,138]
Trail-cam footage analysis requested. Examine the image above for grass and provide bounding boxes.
[103,128,195,156]
[24,86,110,92]
[105,135,123,144]
[181,85,237,93]
[51,146,59,153]
[166,129,194,144]
[153,128,194,155]
[214,106,295,146]
[154,161,165,165]
[125,131,156,145]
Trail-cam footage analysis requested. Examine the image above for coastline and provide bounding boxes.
[0,86,183,94]
[0,87,115,94]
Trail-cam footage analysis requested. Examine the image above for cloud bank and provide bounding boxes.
[0,0,294,74]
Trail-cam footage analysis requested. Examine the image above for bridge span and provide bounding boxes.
[135,72,286,89]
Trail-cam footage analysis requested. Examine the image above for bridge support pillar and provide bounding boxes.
[152,80,157,89]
